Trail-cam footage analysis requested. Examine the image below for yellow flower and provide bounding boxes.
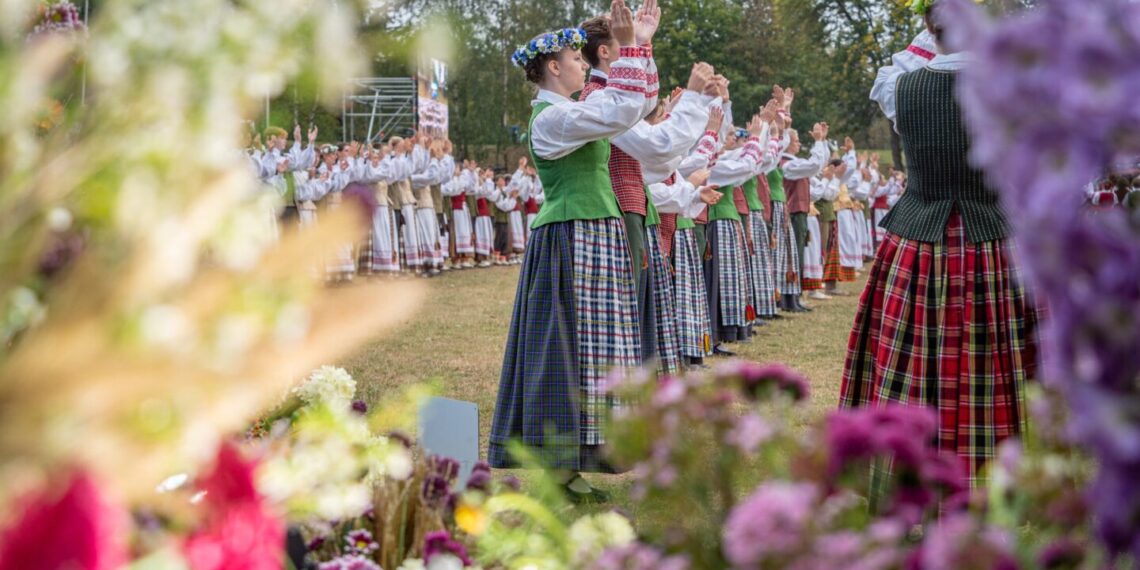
[455,502,488,536]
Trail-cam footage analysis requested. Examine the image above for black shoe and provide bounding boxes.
[687,356,705,366]
[713,343,736,357]
[562,475,610,504]
[766,313,785,320]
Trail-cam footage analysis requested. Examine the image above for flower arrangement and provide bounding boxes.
[511,28,588,68]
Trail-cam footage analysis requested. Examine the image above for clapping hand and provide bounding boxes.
[699,185,722,205]
[308,125,318,144]
[686,62,714,95]
[705,106,724,134]
[610,0,636,46]
[687,168,711,187]
[633,0,660,46]
[812,122,829,142]
[843,136,855,153]
[293,124,302,142]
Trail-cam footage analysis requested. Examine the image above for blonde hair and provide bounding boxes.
[263,126,287,140]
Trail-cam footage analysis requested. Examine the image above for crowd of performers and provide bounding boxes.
[247,125,548,279]
[485,0,922,501]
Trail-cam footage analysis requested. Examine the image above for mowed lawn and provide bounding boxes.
[343,265,867,514]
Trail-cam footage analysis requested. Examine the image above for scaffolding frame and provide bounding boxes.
[341,77,418,144]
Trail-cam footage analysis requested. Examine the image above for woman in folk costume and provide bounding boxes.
[835,176,866,277]
[490,3,652,501]
[359,147,402,274]
[442,162,475,269]
[780,125,832,310]
[490,175,514,265]
[871,166,903,245]
[467,165,495,267]
[705,114,774,353]
[815,160,851,297]
[662,113,722,367]
[740,126,783,323]
[436,143,456,270]
[804,167,841,297]
[322,144,364,282]
[410,140,446,276]
[524,166,544,234]
[847,157,877,266]
[388,137,423,274]
[505,164,531,256]
[841,2,1040,493]
[259,124,318,229]
[578,6,716,372]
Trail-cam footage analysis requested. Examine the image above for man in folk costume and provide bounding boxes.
[842,1,1041,496]
[490,2,658,502]
[259,124,318,229]
[578,11,716,372]
[706,115,776,353]
[780,125,831,310]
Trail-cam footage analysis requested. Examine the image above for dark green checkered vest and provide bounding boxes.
[882,67,1009,243]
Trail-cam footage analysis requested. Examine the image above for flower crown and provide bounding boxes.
[511,28,588,68]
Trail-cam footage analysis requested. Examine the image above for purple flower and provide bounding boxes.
[501,475,521,491]
[307,535,326,552]
[465,465,492,492]
[716,361,810,402]
[428,455,461,483]
[344,529,378,556]
[1038,537,1086,569]
[424,530,472,566]
[350,400,368,415]
[421,474,450,508]
[594,542,690,570]
[317,555,382,570]
[722,482,819,567]
[911,513,1019,570]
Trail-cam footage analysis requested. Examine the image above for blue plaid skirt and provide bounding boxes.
[749,211,778,317]
[648,226,682,375]
[489,219,640,472]
[704,219,749,343]
[772,201,802,295]
[674,228,712,358]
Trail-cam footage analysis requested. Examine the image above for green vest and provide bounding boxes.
[283,172,296,206]
[707,187,741,222]
[677,217,695,230]
[886,68,1008,243]
[529,102,623,228]
[645,189,660,226]
[767,169,786,203]
[742,177,763,211]
[815,199,835,223]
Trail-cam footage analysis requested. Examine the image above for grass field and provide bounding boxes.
[342,265,867,516]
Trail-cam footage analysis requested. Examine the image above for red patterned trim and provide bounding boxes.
[703,130,719,141]
[639,44,653,58]
[645,89,659,99]
[609,82,646,94]
[907,44,937,60]
[609,65,646,81]
[619,46,641,58]
[646,72,659,85]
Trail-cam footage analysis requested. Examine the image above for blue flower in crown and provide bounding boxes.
[511,27,590,68]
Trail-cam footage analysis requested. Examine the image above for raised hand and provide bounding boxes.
[308,125,318,144]
[747,114,763,137]
[293,124,302,142]
[783,87,795,110]
[686,62,714,94]
[705,105,724,133]
[858,151,869,165]
[670,85,684,101]
[610,0,636,47]
[871,153,880,168]
[772,85,785,107]
[812,122,829,141]
[687,168,711,188]
[759,99,779,124]
[843,136,855,153]
[699,185,723,205]
[633,0,660,46]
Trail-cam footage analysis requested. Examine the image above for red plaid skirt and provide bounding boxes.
[840,212,1040,489]
[822,221,854,283]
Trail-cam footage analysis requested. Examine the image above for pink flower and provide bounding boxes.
[424,530,471,566]
[725,413,774,455]
[716,361,810,402]
[723,482,819,568]
[0,471,127,570]
[182,443,285,570]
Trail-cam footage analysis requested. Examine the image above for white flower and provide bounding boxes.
[568,512,636,565]
[398,559,427,570]
[47,207,73,231]
[426,554,464,570]
[293,365,357,408]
